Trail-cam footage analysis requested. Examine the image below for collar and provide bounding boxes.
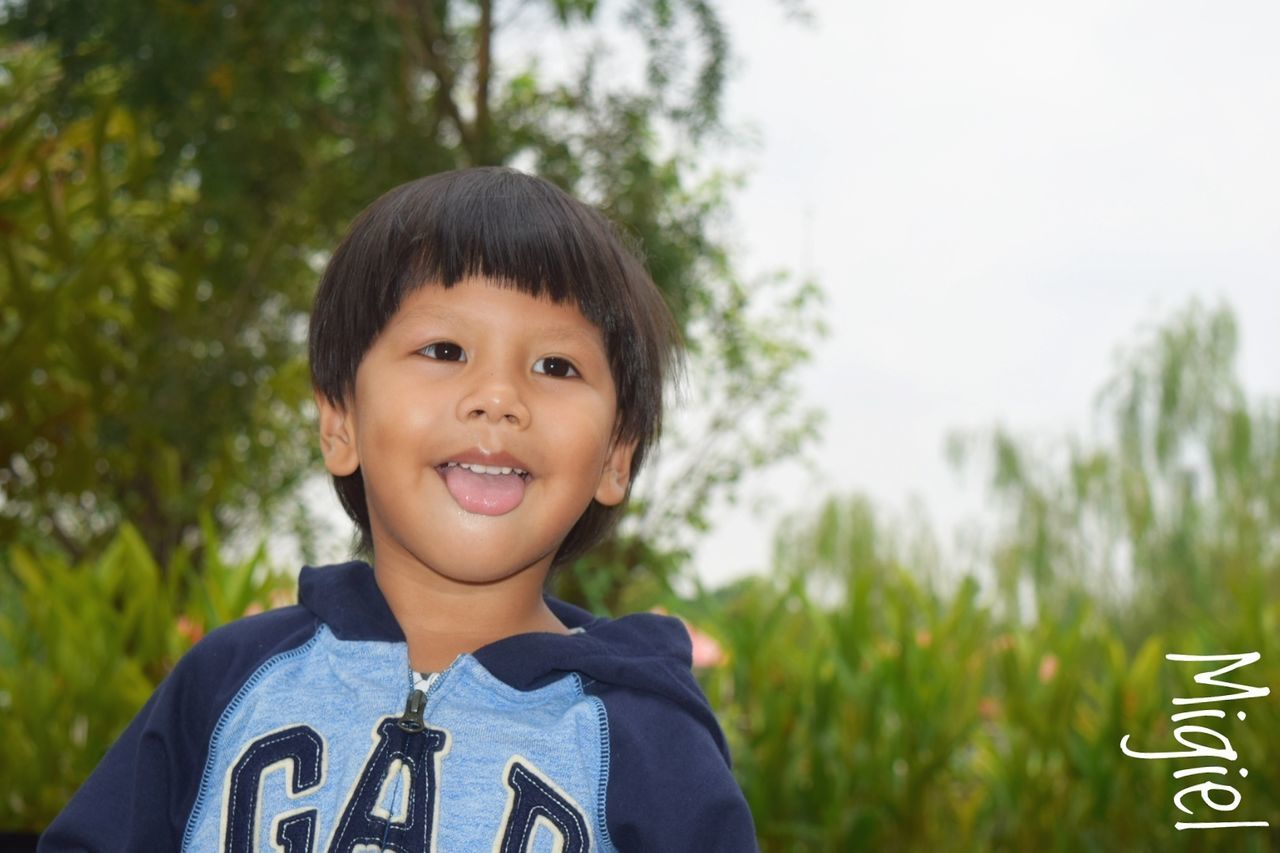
[298,560,726,761]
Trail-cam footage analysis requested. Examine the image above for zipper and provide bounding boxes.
[385,660,456,847]
[398,688,428,733]
[397,659,457,733]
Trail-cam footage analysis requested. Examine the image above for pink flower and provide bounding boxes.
[176,615,205,645]
[688,625,727,669]
[1038,654,1059,683]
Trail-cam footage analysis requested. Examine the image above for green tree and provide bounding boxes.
[1,42,314,562]
[0,1,820,585]
[948,301,1279,640]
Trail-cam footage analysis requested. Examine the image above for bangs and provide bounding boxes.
[382,169,640,345]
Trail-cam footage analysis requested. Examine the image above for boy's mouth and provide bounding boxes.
[436,459,531,516]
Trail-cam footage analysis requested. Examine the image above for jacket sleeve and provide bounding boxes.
[39,607,317,852]
[38,661,205,852]
[601,688,758,852]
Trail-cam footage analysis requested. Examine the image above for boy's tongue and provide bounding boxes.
[440,465,526,515]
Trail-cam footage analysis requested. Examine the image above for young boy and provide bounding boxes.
[42,168,757,851]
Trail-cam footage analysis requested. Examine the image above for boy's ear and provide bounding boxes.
[314,390,360,477]
[594,438,637,507]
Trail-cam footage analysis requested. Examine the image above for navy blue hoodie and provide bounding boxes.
[40,561,757,851]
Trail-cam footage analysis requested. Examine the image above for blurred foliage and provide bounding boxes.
[0,42,315,564]
[666,302,1278,850]
[0,1,821,583]
[0,523,291,828]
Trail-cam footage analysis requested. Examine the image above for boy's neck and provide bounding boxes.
[370,553,570,673]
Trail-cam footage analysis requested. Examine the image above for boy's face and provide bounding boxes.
[315,277,634,587]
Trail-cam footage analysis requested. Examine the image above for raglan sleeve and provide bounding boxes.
[37,654,208,853]
[600,688,758,852]
[37,607,314,853]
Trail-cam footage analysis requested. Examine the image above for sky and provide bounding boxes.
[683,0,1280,587]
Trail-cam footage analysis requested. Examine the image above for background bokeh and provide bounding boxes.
[2,1,1277,849]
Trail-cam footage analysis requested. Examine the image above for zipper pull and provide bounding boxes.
[398,688,426,733]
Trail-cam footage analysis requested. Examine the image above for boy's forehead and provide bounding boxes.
[388,280,604,346]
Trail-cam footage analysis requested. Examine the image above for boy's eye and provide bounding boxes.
[420,342,466,362]
[533,356,580,378]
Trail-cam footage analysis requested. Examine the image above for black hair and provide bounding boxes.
[308,167,679,567]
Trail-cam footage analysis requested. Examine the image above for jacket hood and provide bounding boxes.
[297,561,730,761]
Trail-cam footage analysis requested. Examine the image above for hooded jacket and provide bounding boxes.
[40,561,756,852]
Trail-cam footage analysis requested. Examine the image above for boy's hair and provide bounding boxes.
[309,167,680,567]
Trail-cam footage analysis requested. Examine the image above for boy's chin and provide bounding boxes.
[379,542,556,588]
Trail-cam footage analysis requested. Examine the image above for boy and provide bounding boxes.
[42,168,757,851]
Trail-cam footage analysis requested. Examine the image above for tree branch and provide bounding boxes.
[398,0,478,158]
[475,0,493,162]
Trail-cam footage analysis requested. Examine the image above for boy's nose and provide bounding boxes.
[457,375,530,427]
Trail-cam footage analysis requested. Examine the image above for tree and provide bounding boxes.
[948,301,1279,639]
[1,1,820,584]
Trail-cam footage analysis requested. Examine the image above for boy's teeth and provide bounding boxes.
[446,462,525,476]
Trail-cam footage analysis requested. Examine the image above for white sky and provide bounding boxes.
[686,0,1280,586]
